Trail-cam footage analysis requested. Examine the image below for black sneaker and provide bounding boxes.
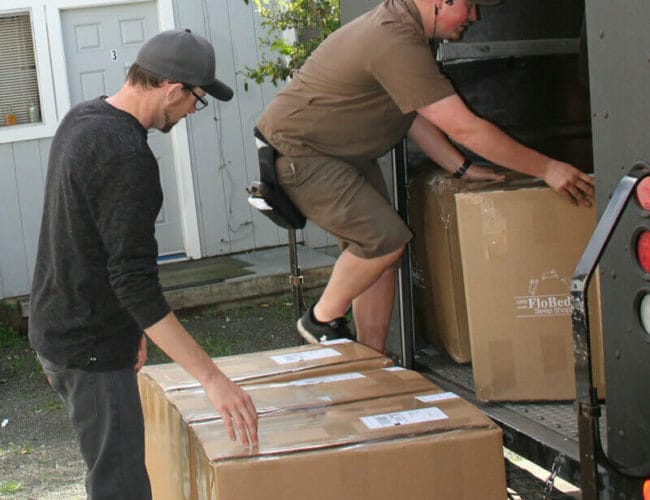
[297,305,354,344]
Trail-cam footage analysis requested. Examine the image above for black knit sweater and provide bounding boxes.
[29,97,171,370]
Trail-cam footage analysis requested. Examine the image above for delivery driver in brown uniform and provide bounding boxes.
[256,0,595,353]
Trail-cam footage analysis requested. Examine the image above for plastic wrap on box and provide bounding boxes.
[139,339,390,392]
[139,340,393,500]
[190,390,506,500]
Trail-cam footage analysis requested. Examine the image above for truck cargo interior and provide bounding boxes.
[370,0,650,498]
[386,0,596,488]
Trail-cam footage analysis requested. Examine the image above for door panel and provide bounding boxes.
[61,2,185,256]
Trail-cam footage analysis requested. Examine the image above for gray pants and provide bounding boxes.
[39,356,151,500]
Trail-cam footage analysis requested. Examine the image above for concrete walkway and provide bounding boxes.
[1,245,335,333]
[162,245,336,311]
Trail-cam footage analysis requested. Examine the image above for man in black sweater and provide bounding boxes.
[29,29,257,499]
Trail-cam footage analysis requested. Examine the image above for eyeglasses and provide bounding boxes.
[183,85,208,111]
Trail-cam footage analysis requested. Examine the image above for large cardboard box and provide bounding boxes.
[142,366,434,500]
[409,169,473,362]
[455,180,605,401]
[139,339,390,393]
[190,390,506,500]
[165,366,434,423]
[409,169,604,400]
[139,340,392,500]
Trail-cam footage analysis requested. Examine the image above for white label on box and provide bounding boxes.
[360,407,448,429]
[291,372,365,386]
[383,366,406,372]
[270,348,342,365]
[320,338,353,345]
[416,392,459,403]
[514,293,571,318]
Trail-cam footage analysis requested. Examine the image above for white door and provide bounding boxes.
[60,2,185,257]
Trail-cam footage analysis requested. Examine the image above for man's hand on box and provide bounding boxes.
[143,312,259,448]
[205,372,259,448]
[544,160,595,207]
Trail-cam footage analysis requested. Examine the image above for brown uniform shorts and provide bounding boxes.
[275,154,413,259]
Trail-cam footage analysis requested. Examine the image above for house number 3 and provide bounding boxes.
[111,49,117,61]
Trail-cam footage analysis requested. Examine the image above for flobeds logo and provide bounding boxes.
[514,270,571,318]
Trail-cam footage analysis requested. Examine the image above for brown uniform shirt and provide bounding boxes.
[257,0,455,160]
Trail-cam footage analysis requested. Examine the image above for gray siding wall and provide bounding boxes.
[0,139,51,299]
[174,0,331,257]
[0,0,331,300]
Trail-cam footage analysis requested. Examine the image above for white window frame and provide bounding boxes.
[0,3,58,144]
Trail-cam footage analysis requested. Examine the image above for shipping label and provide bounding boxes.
[416,392,460,403]
[320,338,353,345]
[270,348,342,365]
[360,407,448,429]
[290,372,365,386]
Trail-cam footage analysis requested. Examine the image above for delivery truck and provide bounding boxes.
[246,0,648,497]
[332,1,650,498]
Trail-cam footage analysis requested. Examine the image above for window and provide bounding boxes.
[0,13,41,128]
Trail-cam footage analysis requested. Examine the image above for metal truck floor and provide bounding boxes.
[415,345,608,490]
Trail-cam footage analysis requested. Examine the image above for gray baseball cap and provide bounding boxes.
[135,29,233,101]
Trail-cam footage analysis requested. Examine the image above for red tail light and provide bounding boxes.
[643,479,650,500]
[635,176,650,210]
[636,231,650,274]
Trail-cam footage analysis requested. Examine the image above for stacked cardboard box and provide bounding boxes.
[139,339,391,499]
[409,168,605,401]
[139,339,390,392]
[409,170,473,363]
[139,340,507,499]
[151,367,439,500]
[190,389,505,500]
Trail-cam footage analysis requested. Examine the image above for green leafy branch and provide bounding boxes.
[242,0,340,86]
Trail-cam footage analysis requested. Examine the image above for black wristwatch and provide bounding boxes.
[453,158,472,179]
